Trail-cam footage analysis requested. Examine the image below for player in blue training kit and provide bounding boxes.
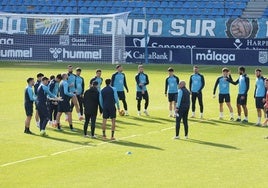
[99,79,120,140]
[48,74,62,126]
[189,66,205,118]
[67,65,82,120]
[56,73,75,131]
[174,81,190,139]
[228,66,250,123]
[135,65,149,116]
[165,67,179,117]
[34,73,44,128]
[36,77,57,136]
[71,67,84,119]
[254,68,266,126]
[90,69,103,91]
[213,68,234,120]
[111,64,129,116]
[24,78,37,134]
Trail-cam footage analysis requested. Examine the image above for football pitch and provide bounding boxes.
[1,62,268,187]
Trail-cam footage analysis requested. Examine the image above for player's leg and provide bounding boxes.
[48,102,53,125]
[225,94,234,120]
[67,111,74,130]
[241,95,248,123]
[111,118,116,140]
[168,93,174,117]
[197,92,204,118]
[218,94,224,119]
[255,97,263,125]
[236,95,242,122]
[191,93,197,117]
[143,91,149,116]
[182,109,189,138]
[35,109,40,128]
[90,114,97,138]
[136,91,142,116]
[119,91,128,115]
[83,113,90,136]
[175,111,182,138]
[24,104,33,134]
[262,110,268,126]
[53,103,58,126]
[102,108,108,139]
[56,111,63,130]
[72,95,82,119]
[77,95,84,119]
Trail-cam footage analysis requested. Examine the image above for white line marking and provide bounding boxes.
[1,155,47,167]
[50,146,91,156]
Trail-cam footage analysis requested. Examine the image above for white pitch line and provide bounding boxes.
[50,145,91,156]
[1,155,47,167]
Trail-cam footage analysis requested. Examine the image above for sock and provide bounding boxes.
[65,114,68,120]
[257,117,261,123]
[169,110,173,115]
[244,117,248,120]
[230,113,234,118]
[102,131,106,136]
[77,113,81,118]
[138,111,141,113]
[219,112,223,118]
[111,131,115,137]
[69,124,73,129]
[192,112,195,116]
[200,113,203,118]
[238,116,241,119]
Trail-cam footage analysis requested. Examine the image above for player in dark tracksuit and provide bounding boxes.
[227,66,250,123]
[99,79,120,140]
[24,77,37,134]
[111,64,129,115]
[34,73,44,127]
[36,77,57,136]
[135,65,149,116]
[189,66,205,118]
[175,81,190,139]
[83,81,102,138]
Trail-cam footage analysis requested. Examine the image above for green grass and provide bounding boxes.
[1,62,268,188]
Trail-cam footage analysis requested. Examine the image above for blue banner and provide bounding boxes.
[0,13,268,38]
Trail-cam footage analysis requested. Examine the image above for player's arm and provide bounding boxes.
[144,74,149,85]
[123,73,129,92]
[164,77,168,95]
[81,77,85,95]
[227,76,238,85]
[176,89,183,109]
[48,82,55,93]
[43,85,56,98]
[135,74,142,89]
[244,76,250,95]
[89,78,94,86]
[176,76,180,84]
[99,92,103,109]
[63,82,74,97]
[213,77,220,95]
[189,76,192,92]
[198,74,205,92]
[27,88,37,101]
[113,88,120,110]
[111,73,116,87]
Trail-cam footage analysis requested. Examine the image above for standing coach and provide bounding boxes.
[174,81,190,139]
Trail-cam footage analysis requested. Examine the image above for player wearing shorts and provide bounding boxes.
[90,69,103,91]
[165,67,179,117]
[262,79,268,126]
[213,68,234,120]
[228,66,250,123]
[56,73,75,131]
[111,64,129,116]
[254,69,266,126]
[71,67,84,118]
[24,78,37,134]
[189,66,205,118]
[99,79,120,140]
[34,73,44,128]
[135,65,149,116]
[36,77,57,136]
[48,74,62,126]
[67,65,82,120]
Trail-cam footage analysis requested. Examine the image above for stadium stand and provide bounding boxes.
[0,0,267,18]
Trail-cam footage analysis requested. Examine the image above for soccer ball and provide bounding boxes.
[119,110,125,116]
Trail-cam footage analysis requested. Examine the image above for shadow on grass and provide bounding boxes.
[127,116,163,124]
[110,140,164,150]
[209,118,249,127]
[183,139,240,150]
[189,118,217,125]
[32,133,93,146]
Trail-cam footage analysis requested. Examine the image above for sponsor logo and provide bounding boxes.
[59,35,69,45]
[0,38,14,45]
[49,48,102,59]
[0,48,32,58]
[246,39,268,49]
[225,18,258,39]
[195,49,235,64]
[258,51,268,64]
[133,37,150,47]
[233,39,242,49]
[124,50,172,62]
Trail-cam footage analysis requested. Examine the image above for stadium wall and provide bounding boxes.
[0,14,268,65]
